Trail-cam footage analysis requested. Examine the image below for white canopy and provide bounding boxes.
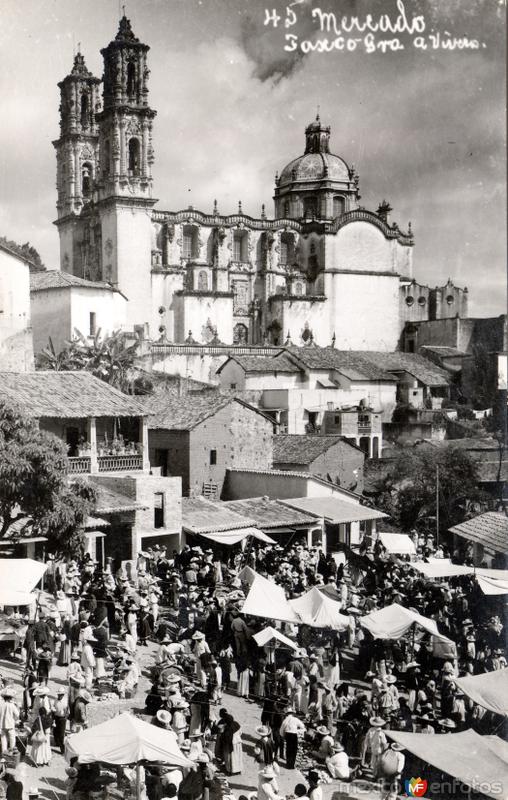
[289,587,350,631]
[411,560,508,594]
[360,602,453,644]
[238,565,258,586]
[454,668,508,717]
[0,558,47,606]
[241,575,301,624]
[378,532,416,555]
[477,575,508,595]
[386,730,508,800]
[253,626,298,650]
[199,527,275,546]
[66,712,194,767]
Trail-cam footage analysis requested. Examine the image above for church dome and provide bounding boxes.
[278,115,351,186]
[279,151,350,185]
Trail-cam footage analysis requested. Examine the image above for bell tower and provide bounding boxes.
[94,14,157,329]
[96,14,156,203]
[53,52,101,272]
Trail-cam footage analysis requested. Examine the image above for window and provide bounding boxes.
[89,312,96,336]
[283,200,290,217]
[103,140,111,177]
[128,138,140,175]
[230,383,237,390]
[406,295,414,306]
[154,493,164,529]
[209,449,217,465]
[182,226,197,260]
[358,414,370,425]
[232,231,247,262]
[280,233,294,266]
[303,196,318,218]
[82,162,92,198]
[294,281,303,296]
[80,93,89,127]
[127,62,136,96]
[333,196,345,217]
[446,294,455,305]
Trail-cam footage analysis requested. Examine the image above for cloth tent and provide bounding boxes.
[241,575,301,624]
[289,587,350,631]
[378,532,416,555]
[411,560,508,594]
[253,626,298,651]
[0,558,47,606]
[454,668,508,717]
[66,712,193,767]
[238,565,258,587]
[199,527,275,546]
[477,575,508,595]
[360,602,452,644]
[386,730,508,800]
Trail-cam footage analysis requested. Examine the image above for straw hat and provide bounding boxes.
[192,632,205,640]
[156,710,172,725]
[385,675,397,685]
[369,716,386,727]
[316,726,330,736]
[439,718,456,730]
[180,739,191,751]
[256,725,270,737]
[197,753,210,764]
[33,686,50,697]
[391,742,405,751]
[332,743,344,752]
[65,768,79,777]
[260,767,275,780]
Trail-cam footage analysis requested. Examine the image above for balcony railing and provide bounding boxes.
[68,456,92,474]
[98,454,143,472]
[357,425,372,434]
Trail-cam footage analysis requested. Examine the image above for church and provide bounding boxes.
[47,14,468,353]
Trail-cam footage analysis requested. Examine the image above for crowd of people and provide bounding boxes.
[0,533,505,800]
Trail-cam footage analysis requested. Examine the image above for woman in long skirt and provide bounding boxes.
[29,708,53,766]
[222,714,243,775]
[57,617,72,667]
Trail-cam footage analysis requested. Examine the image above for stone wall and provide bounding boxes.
[273,439,364,492]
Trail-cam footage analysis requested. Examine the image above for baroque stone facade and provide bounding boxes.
[53,15,468,352]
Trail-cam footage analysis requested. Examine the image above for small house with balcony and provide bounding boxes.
[0,371,182,562]
[321,402,383,458]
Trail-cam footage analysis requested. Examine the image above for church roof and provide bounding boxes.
[273,434,361,465]
[279,152,350,185]
[30,271,123,294]
[285,347,394,381]
[218,354,301,375]
[0,371,145,418]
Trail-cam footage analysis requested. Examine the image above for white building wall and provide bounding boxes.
[325,272,400,350]
[0,248,34,370]
[70,287,127,339]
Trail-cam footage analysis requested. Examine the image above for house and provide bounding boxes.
[148,393,274,499]
[222,496,325,550]
[216,346,398,436]
[0,240,34,371]
[320,403,383,458]
[449,512,508,569]
[272,434,364,492]
[0,371,181,561]
[181,497,273,549]
[223,467,387,554]
[30,271,127,355]
[355,351,451,409]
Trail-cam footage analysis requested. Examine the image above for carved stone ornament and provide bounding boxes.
[104,238,114,257]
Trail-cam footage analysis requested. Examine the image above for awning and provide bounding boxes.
[317,377,336,388]
[66,712,193,767]
[411,561,508,594]
[289,586,349,631]
[455,668,508,716]
[242,575,301,624]
[379,532,416,555]
[0,559,47,606]
[253,626,298,651]
[198,527,275,546]
[283,497,387,524]
[386,730,508,800]
[360,602,453,645]
[84,531,107,540]
[477,575,508,595]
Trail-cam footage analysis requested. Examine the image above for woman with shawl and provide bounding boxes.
[222,713,242,775]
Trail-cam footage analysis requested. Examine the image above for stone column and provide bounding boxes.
[88,417,98,474]
[141,417,150,472]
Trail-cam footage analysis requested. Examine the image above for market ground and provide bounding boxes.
[0,640,385,800]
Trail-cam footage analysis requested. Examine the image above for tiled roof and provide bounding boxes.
[225,354,302,374]
[273,434,359,465]
[182,498,255,533]
[94,485,148,514]
[355,351,450,386]
[148,393,268,431]
[449,512,508,553]
[222,497,318,529]
[285,347,394,381]
[30,270,120,293]
[0,372,146,418]
[420,346,467,358]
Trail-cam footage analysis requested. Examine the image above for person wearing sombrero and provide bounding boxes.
[0,688,20,753]
[254,725,278,772]
[258,765,283,800]
[361,717,388,777]
[29,705,53,766]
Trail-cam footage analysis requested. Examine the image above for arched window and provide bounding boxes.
[303,196,318,218]
[80,93,89,127]
[233,323,248,344]
[333,196,345,218]
[197,270,208,291]
[128,138,140,175]
[127,62,136,96]
[283,200,290,217]
[82,162,92,198]
[280,233,294,266]
[294,281,303,296]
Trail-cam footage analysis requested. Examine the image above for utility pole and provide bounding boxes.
[436,464,440,547]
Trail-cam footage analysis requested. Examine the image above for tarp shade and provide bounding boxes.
[360,603,453,644]
[379,532,416,555]
[199,527,275,546]
[411,561,508,594]
[241,575,301,624]
[0,559,47,606]
[477,576,508,595]
[455,669,508,717]
[289,587,350,631]
[238,565,258,586]
[66,712,194,767]
[386,730,508,800]
[253,626,298,650]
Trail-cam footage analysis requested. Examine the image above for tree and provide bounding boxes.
[0,400,96,557]
[37,329,153,395]
[376,443,487,537]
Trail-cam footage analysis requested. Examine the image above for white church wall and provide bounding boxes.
[31,287,72,354]
[325,272,400,350]
[173,293,234,344]
[0,247,34,370]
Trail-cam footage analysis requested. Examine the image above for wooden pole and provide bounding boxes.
[136,763,141,800]
[436,464,440,547]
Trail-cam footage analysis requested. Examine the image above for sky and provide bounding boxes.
[0,0,505,317]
